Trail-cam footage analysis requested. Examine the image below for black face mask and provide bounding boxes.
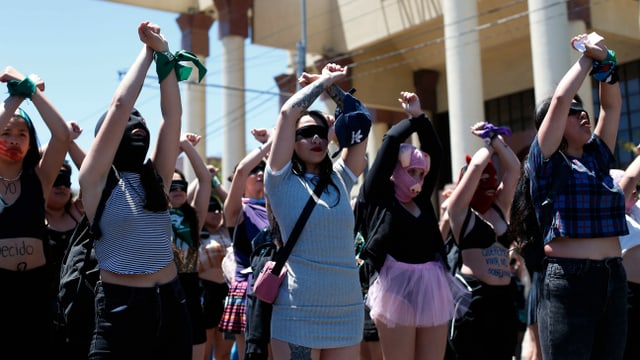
[95,109,150,173]
[113,116,150,173]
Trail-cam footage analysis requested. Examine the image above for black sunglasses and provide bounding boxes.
[170,180,188,192]
[295,125,328,141]
[568,102,589,120]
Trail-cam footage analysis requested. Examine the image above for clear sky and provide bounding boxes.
[4,0,290,188]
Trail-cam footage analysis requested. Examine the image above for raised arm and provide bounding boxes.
[28,79,71,193]
[489,134,520,217]
[66,121,87,170]
[401,91,442,199]
[180,133,211,231]
[593,67,622,152]
[268,63,347,172]
[145,24,182,192]
[538,34,614,157]
[80,21,161,220]
[224,136,271,228]
[447,145,493,242]
[0,67,70,194]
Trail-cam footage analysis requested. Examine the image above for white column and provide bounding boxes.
[182,56,208,182]
[221,35,246,183]
[443,0,484,178]
[528,0,571,104]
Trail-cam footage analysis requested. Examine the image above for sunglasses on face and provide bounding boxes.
[568,103,589,120]
[568,108,583,116]
[170,180,188,192]
[295,125,328,141]
[250,165,265,175]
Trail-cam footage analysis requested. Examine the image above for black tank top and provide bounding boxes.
[0,169,46,240]
[459,204,511,250]
[46,211,80,272]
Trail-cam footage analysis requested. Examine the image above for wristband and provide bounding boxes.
[477,122,512,139]
[7,77,37,98]
[590,50,619,84]
[154,50,208,83]
[211,176,221,188]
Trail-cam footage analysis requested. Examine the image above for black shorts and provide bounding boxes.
[201,279,229,329]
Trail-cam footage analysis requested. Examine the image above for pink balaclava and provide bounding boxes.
[391,144,430,203]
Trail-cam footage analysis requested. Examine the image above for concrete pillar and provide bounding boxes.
[413,70,439,119]
[214,0,250,183]
[443,0,485,178]
[176,13,214,181]
[528,0,572,104]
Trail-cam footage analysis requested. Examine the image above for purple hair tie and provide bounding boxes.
[477,122,512,139]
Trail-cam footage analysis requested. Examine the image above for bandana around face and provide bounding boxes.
[392,144,430,203]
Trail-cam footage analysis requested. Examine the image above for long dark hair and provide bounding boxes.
[16,109,41,171]
[508,162,540,249]
[292,110,340,205]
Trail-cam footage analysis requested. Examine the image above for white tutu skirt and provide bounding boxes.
[366,255,471,327]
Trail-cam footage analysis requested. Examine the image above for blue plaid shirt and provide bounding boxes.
[527,135,628,244]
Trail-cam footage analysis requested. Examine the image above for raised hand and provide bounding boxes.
[0,67,45,91]
[251,128,270,144]
[138,21,169,52]
[321,63,348,83]
[571,33,608,61]
[298,72,321,87]
[180,133,201,149]
[398,91,423,118]
[68,121,83,140]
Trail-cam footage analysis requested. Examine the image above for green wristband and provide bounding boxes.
[604,49,617,65]
[211,176,221,188]
[7,77,37,98]
[154,50,208,83]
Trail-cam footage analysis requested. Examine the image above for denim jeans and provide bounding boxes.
[89,277,193,359]
[538,257,628,360]
[625,281,640,360]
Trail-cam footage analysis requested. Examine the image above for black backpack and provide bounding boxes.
[57,168,119,355]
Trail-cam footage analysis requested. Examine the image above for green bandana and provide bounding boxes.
[7,77,37,98]
[154,50,207,83]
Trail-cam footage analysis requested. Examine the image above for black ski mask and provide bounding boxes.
[95,109,150,172]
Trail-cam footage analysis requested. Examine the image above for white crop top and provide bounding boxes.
[620,203,640,255]
[95,172,174,274]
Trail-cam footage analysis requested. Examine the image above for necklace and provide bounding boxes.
[0,170,22,182]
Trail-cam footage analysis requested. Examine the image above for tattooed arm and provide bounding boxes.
[298,71,347,110]
[268,63,347,172]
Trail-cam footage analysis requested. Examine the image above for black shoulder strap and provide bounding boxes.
[452,208,473,272]
[459,208,473,243]
[271,178,327,274]
[491,203,506,222]
[89,167,120,239]
[75,167,120,279]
